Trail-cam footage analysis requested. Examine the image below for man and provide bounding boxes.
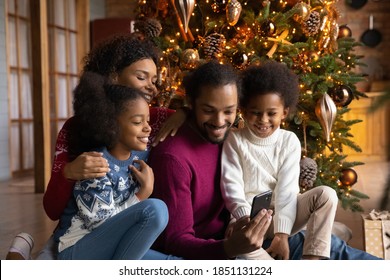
[149,60,381,260]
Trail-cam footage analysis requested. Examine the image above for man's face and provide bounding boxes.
[192,84,238,144]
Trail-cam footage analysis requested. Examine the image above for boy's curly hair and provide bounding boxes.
[69,72,145,156]
[241,61,299,112]
[82,34,160,77]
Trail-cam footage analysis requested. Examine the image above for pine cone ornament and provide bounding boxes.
[299,157,318,190]
[134,18,162,38]
[302,11,321,37]
[203,33,226,59]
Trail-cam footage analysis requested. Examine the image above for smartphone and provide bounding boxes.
[250,190,273,219]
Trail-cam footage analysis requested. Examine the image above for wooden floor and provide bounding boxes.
[0,161,389,259]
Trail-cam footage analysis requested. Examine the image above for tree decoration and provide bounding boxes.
[134,17,162,38]
[226,0,242,26]
[231,51,248,69]
[180,48,200,70]
[330,85,354,107]
[259,20,276,37]
[300,157,318,191]
[203,33,226,59]
[174,0,195,33]
[338,25,352,38]
[339,168,358,186]
[302,10,321,37]
[293,2,311,23]
[315,93,337,142]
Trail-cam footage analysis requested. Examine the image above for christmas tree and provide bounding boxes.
[134,0,370,212]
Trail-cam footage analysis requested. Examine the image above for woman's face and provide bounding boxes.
[113,58,158,103]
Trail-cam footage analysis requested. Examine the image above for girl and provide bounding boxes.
[57,72,167,259]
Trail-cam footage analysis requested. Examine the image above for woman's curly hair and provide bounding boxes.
[241,61,299,112]
[82,33,160,77]
[68,72,145,156]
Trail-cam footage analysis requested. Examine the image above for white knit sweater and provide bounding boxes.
[221,126,301,235]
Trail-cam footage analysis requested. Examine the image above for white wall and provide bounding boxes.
[0,0,10,181]
[90,0,106,20]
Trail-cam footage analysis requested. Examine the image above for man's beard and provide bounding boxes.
[200,122,232,144]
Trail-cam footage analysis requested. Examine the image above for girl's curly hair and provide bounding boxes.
[68,72,145,156]
[82,33,160,77]
[241,61,299,112]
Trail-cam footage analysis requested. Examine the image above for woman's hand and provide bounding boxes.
[131,159,154,200]
[63,151,109,180]
[152,108,188,146]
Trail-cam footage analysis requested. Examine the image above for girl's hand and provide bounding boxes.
[63,152,109,180]
[130,160,154,200]
[152,108,188,146]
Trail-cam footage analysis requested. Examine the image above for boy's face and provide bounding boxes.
[191,84,238,144]
[242,93,288,138]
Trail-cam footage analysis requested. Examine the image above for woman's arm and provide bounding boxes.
[149,107,188,147]
[43,118,109,220]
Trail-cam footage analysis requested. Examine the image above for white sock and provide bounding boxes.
[8,232,34,260]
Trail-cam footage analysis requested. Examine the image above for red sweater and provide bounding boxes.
[149,122,230,259]
[43,106,175,221]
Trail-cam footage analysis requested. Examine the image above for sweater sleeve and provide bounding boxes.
[273,133,301,234]
[43,119,75,221]
[149,106,175,145]
[220,132,251,219]
[151,153,228,260]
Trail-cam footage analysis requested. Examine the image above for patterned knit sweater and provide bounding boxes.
[57,147,142,252]
[43,107,174,221]
[220,126,301,235]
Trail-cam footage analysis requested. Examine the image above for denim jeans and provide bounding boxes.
[263,230,382,260]
[58,198,169,260]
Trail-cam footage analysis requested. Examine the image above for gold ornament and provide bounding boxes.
[174,0,195,33]
[315,93,337,142]
[338,25,352,38]
[180,48,200,70]
[226,0,242,26]
[339,168,358,186]
[293,2,311,23]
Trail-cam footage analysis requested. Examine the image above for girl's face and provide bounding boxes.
[112,97,151,160]
[242,93,288,138]
[113,58,158,103]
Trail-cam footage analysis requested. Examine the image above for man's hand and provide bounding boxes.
[223,209,273,258]
[63,152,109,180]
[266,233,290,260]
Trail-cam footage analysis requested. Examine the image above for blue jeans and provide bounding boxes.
[263,231,382,260]
[58,198,169,260]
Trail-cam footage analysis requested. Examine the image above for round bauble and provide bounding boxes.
[338,25,352,38]
[330,85,353,107]
[339,168,358,186]
[180,48,200,70]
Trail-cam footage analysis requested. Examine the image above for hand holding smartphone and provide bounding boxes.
[250,190,272,219]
